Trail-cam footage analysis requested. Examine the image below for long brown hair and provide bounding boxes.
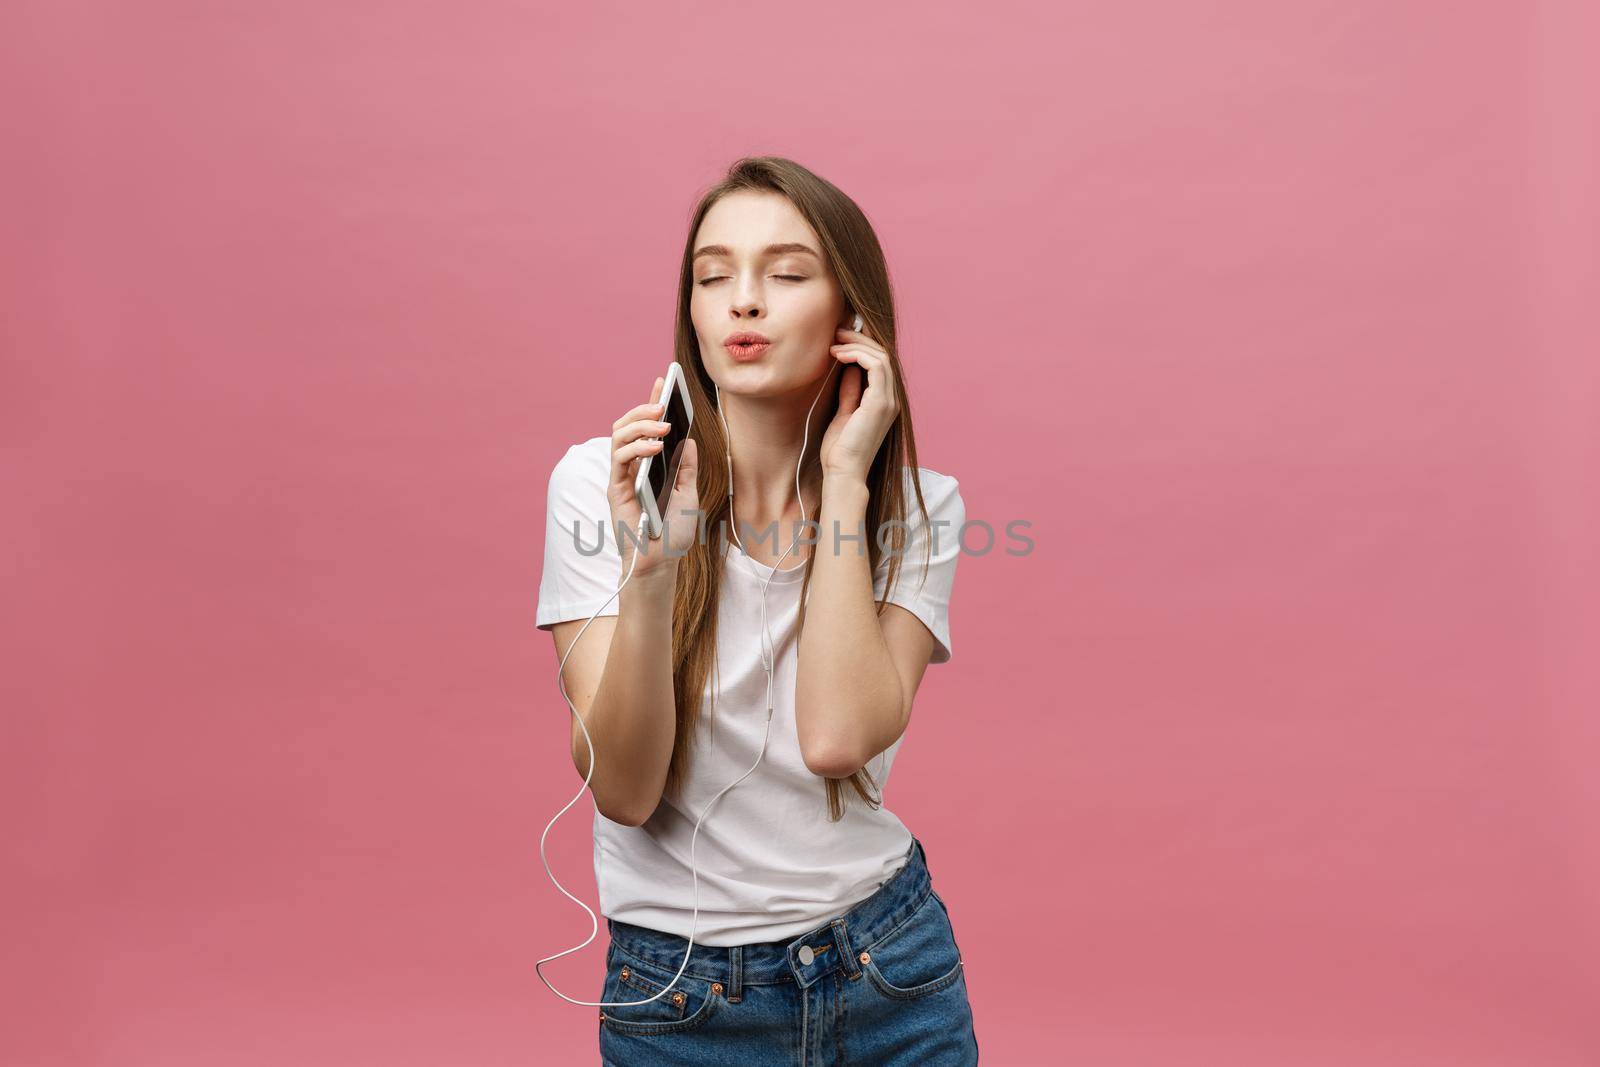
[663,156,935,822]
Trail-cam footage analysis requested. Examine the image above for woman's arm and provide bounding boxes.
[798,321,943,778]
[547,376,700,828]
[551,559,679,826]
[794,475,936,778]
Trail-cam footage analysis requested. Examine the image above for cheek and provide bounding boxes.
[689,299,717,346]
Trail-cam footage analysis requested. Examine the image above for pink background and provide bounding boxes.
[5,2,1598,1064]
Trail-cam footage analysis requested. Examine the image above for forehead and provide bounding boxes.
[694,190,821,255]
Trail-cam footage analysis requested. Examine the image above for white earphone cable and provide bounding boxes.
[535,316,856,1009]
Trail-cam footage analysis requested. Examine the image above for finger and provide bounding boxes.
[610,448,642,496]
[831,343,885,366]
[833,347,894,409]
[674,436,698,490]
[834,362,862,415]
[831,343,881,360]
[616,437,665,465]
[832,347,880,388]
[614,398,667,430]
[615,419,672,446]
[610,442,646,493]
[651,376,664,405]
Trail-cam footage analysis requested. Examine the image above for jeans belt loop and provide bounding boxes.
[727,944,743,1003]
[831,918,861,980]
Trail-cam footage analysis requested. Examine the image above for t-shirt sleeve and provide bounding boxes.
[535,440,624,631]
[872,470,965,665]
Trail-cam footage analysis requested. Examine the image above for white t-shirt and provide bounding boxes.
[535,435,965,946]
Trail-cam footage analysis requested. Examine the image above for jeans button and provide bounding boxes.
[798,945,815,965]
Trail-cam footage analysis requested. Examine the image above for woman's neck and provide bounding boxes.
[720,382,832,524]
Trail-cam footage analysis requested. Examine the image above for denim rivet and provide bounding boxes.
[859,951,871,965]
[711,982,724,996]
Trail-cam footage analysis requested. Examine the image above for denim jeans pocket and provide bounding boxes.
[600,947,721,1036]
[858,889,966,1000]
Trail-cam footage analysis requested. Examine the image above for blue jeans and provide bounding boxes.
[598,836,980,1065]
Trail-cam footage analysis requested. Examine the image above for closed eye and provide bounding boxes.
[696,275,809,286]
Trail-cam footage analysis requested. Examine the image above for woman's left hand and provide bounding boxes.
[819,325,899,482]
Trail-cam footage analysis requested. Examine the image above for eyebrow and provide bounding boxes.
[692,242,821,263]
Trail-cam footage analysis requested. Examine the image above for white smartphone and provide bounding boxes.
[633,360,695,540]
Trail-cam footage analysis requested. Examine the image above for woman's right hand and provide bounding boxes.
[607,375,700,578]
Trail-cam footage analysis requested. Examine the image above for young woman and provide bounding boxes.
[536,156,977,1065]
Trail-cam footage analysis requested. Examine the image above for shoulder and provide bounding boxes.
[544,437,613,521]
[901,465,963,520]
[549,435,611,489]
